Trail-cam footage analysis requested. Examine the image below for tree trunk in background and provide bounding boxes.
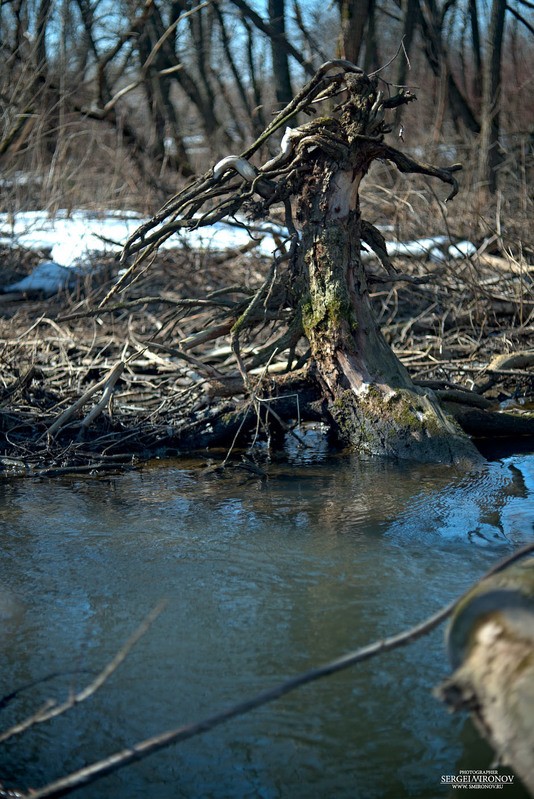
[395,0,418,128]
[478,0,506,194]
[363,0,379,73]
[417,0,480,136]
[35,0,52,73]
[337,0,371,64]
[468,0,483,100]
[268,0,293,106]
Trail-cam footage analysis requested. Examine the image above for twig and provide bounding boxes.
[0,670,96,712]
[57,296,236,323]
[15,545,534,799]
[0,602,167,746]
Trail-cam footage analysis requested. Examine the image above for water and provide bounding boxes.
[0,450,533,799]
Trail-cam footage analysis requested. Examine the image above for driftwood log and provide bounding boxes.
[437,557,534,795]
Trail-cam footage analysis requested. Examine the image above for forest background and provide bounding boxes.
[1,0,532,217]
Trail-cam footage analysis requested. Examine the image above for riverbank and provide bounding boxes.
[1,237,532,476]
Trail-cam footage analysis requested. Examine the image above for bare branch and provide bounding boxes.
[17,545,534,799]
[506,4,534,35]
[381,144,463,201]
[0,602,167,746]
[228,0,315,76]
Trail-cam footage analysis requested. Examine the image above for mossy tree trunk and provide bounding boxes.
[122,63,491,463]
[294,75,482,463]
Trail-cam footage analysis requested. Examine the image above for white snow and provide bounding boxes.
[384,236,449,258]
[2,261,75,295]
[0,208,479,295]
[0,209,280,267]
[448,240,477,258]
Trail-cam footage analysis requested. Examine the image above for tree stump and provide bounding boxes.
[292,73,481,462]
[122,62,489,464]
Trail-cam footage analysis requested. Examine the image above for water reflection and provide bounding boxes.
[0,452,532,798]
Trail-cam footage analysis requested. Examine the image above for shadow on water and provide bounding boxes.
[0,440,532,798]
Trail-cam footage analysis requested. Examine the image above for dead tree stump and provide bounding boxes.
[122,62,487,464]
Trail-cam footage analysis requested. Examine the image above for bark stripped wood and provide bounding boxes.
[437,558,534,795]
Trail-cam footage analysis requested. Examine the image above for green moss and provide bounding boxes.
[331,389,363,443]
[231,311,248,335]
[301,287,356,340]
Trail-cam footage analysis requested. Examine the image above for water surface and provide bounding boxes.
[0,450,533,798]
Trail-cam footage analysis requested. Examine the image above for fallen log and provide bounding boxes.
[443,402,534,439]
[437,558,534,795]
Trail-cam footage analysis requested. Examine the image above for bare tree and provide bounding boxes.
[336,0,372,63]
[268,0,293,106]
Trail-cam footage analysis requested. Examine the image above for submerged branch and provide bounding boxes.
[0,602,167,746]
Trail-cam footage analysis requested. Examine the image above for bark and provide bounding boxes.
[438,558,534,794]
[290,74,481,463]
[477,0,506,193]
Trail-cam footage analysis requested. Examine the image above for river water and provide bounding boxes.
[0,445,533,799]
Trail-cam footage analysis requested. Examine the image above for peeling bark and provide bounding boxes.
[438,558,534,794]
[291,74,481,463]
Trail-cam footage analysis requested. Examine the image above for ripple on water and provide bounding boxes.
[0,453,532,799]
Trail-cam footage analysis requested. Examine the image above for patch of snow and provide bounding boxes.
[0,210,479,298]
[2,261,75,296]
[448,240,477,258]
[430,239,478,263]
[429,246,447,264]
[385,236,449,258]
[0,171,43,188]
[0,209,280,267]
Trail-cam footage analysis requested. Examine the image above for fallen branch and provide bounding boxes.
[42,360,126,439]
[12,544,534,799]
[443,403,534,438]
[476,350,534,393]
